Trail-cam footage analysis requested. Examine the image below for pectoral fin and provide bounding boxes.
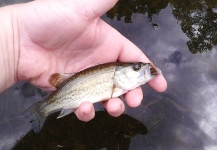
[111,84,116,98]
[111,76,123,98]
[49,73,75,88]
[112,87,127,98]
[111,78,128,98]
[57,108,76,119]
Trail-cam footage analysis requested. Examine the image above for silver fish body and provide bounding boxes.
[23,62,161,133]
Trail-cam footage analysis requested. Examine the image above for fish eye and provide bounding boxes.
[133,63,141,71]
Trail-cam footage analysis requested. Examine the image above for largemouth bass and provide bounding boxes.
[23,62,161,133]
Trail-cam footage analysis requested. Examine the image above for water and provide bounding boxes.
[0,0,217,149]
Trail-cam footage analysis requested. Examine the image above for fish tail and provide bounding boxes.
[22,102,46,133]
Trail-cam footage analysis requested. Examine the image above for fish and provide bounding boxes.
[23,62,161,133]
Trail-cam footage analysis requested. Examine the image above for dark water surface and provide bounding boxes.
[1,0,217,150]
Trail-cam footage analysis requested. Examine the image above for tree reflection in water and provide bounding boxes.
[106,0,217,53]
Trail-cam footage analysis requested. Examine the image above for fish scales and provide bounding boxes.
[23,62,161,133]
[40,64,117,116]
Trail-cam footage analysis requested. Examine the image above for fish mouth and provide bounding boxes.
[150,63,161,76]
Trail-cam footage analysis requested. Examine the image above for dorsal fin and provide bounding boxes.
[49,73,74,88]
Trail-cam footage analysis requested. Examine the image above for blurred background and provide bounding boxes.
[0,0,217,149]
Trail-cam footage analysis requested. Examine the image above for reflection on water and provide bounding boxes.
[12,111,147,150]
[1,0,217,150]
[107,0,217,53]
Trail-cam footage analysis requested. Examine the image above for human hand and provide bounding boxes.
[12,0,167,121]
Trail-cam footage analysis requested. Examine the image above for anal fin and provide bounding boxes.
[57,108,75,119]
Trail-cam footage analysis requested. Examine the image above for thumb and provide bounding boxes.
[75,0,118,19]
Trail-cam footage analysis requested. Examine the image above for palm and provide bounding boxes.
[15,0,166,121]
[18,1,121,91]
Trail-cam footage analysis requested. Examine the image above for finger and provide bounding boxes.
[75,101,95,122]
[90,0,118,17]
[76,0,118,19]
[115,35,149,62]
[124,87,143,107]
[102,98,125,117]
[98,22,167,92]
[148,74,167,92]
[117,36,167,92]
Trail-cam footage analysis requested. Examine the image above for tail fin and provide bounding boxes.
[23,102,46,133]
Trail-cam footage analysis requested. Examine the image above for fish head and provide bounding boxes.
[113,62,161,90]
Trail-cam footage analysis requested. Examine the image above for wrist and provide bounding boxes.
[0,6,20,93]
